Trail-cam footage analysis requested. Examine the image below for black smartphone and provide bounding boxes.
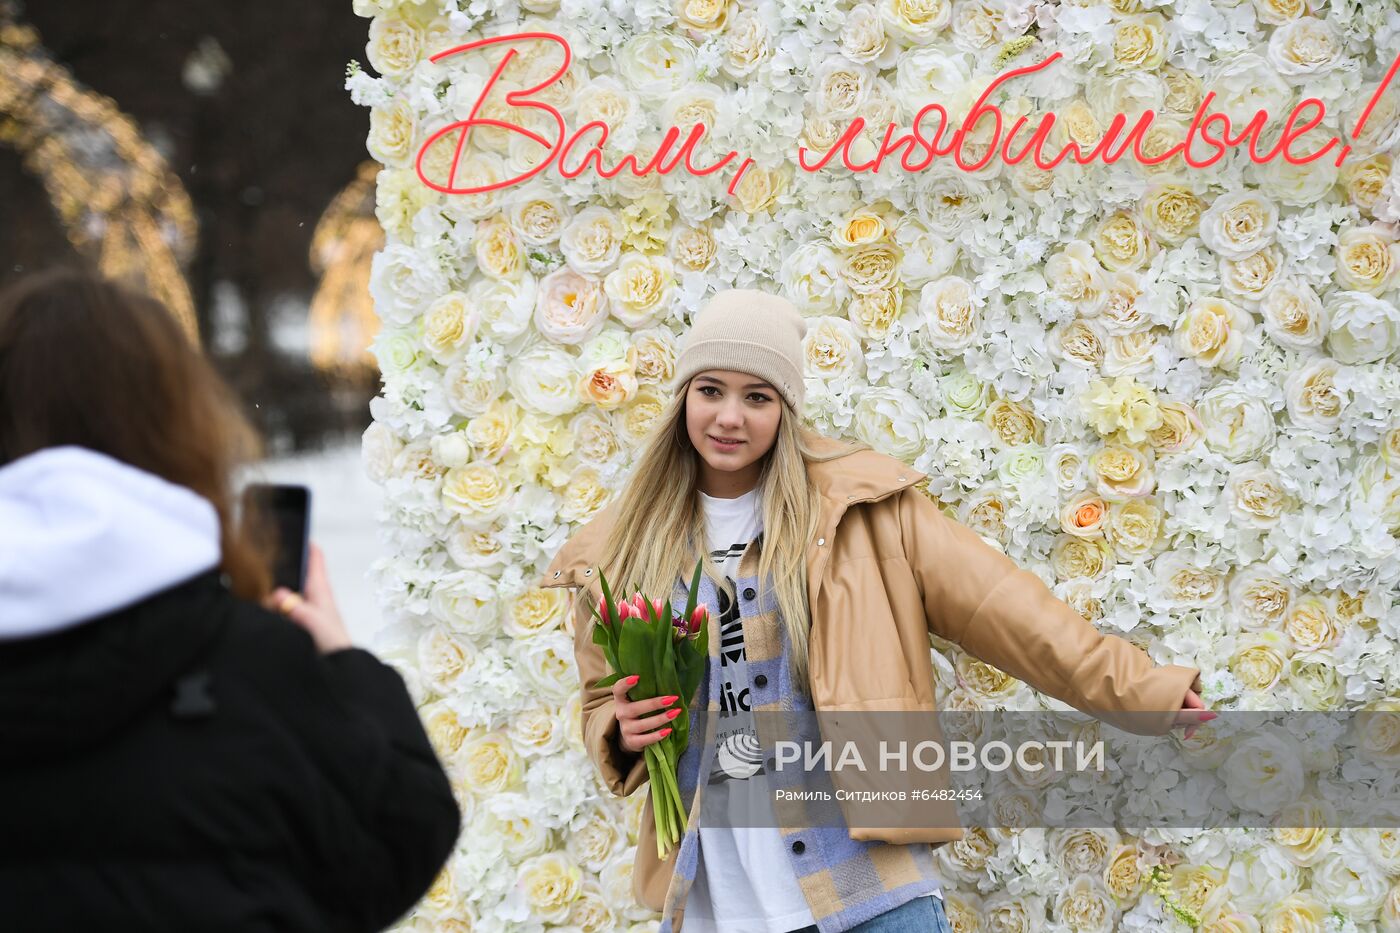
[243,483,311,593]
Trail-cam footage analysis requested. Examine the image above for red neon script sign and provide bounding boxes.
[414,32,1400,197]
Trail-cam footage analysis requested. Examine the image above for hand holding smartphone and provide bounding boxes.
[242,483,311,593]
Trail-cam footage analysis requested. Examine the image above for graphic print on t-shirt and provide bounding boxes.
[711,543,765,784]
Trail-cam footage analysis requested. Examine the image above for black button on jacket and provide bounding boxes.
[0,572,461,932]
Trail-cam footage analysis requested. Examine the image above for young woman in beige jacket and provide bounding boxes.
[542,289,1211,933]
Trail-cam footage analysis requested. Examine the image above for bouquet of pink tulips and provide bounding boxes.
[589,560,709,860]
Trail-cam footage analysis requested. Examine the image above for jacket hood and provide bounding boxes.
[0,446,222,640]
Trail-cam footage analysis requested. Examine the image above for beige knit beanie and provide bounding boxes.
[670,289,808,412]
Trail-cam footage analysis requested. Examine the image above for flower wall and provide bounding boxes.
[351,0,1400,929]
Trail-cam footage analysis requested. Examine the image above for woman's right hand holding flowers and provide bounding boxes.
[613,674,683,754]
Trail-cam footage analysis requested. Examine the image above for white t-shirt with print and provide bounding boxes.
[683,487,816,933]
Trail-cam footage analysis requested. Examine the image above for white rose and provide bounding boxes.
[783,243,848,316]
[369,244,449,326]
[1260,279,1326,350]
[1154,550,1226,608]
[1285,357,1346,431]
[467,274,537,343]
[894,218,958,286]
[1046,241,1109,315]
[430,430,472,469]
[1266,17,1343,79]
[417,625,474,696]
[840,3,888,64]
[1107,497,1163,558]
[1335,225,1400,294]
[473,217,523,281]
[575,75,634,134]
[1227,462,1288,529]
[515,631,578,701]
[677,0,730,33]
[1287,656,1344,709]
[1175,297,1253,369]
[804,316,865,383]
[1141,185,1204,246]
[445,357,505,418]
[722,9,769,78]
[535,268,609,346]
[510,344,583,416]
[670,223,717,274]
[560,206,624,276]
[1230,631,1290,692]
[1110,13,1169,72]
[1103,330,1160,377]
[1273,799,1337,867]
[615,33,695,103]
[1093,211,1154,273]
[1284,594,1339,653]
[916,276,983,351]
[1199,191,1278,260]
[604,254,675,328]
[1054,318,1106,369]
[1224,846,1301,914]
[1312,841,1391,920]
[510,195,569,246]
[1256,153,1340,208]
[1264,893,1328,932]
[1221,732,1305,815]
[423,292,477,362]
[847,288,904,341]
[853,387,929,459]
[1198,385,1276,462]
[840,244,902,295]
[442,462,511,526]
[362,421,402,484]
[1327,292,1400,363]
[1208,53,1292,128]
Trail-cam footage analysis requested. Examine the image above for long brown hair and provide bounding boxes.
[0,267,271,599]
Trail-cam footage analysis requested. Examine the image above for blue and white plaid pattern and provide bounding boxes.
[659,542,943,933]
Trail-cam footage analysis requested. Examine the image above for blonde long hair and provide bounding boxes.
[597,380,868,693]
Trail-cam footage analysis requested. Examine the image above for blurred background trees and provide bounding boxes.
[0,0,382,454]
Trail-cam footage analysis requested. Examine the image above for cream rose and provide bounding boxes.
[560,207,624,276]
[1267,17,1343,79]
[1228,463,1289,529]
[367,96,416,167]
[984,398,1043,447]
[730,163,784,214]
[570,409,622,466]
[880,0,952,44]
[630,327,677,385]
[1103,329,1160,378]
[1262,893,1328,932]
[1260,279,1327,350]
[1230,631,1290,692]
[1056,318,1107,369]
[1093,211,1153,273]
[917,276,983,351]
[1200,191,1279,260]
[418,625,474,696]
[511,197,568,246]
[960,488,1010,544]
[505,587,569,640]
[1155,551,1227,608]
[847,288,904,341]
[620,386,668,447]
[1221,246,1282,304]
[1053,874,1117,933]
[1046,241,1109,315]
[1175,297,1253,369]
[1162,65,1204,114]
[669,223,716,273]
[515,852,582,922]
[423,292,478,362]
[1284,594,1339,653]
[1107,497,1163,558]
[1272,799,1337,867]
[442,462,511,526]
[1090,444,1155,500]
[603,254,675,328]
[473,217,523,281]
[535,268,609,346]
[1111,14,1168,71]
[803,316,865,383]
[559,468,609,522]
[723,9,769,77]
[1230,566,1294,630]
[1335,225,1400,294]
[1136,183,1204,243]
[677,0,729,33]
[367,15,421,77]
[465,400,515,462]
[1343,154,1393,217]
[510,344,582,417]
[1285,358,1345,431]
[841,243,902,295]
[1104,844,1147,904]
[1052,534,1112,580]
[615,33,695,102]
[1146,400,1202,453]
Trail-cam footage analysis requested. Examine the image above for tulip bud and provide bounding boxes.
[617,600,633,622]
[629,593,648,621]
[652,598,666,621]
[688,606,707,635]
[597,595,613,626]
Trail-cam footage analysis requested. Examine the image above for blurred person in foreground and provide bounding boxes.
[0,269,460,932]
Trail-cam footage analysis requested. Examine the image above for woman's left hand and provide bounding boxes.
[1173,688,1215,740]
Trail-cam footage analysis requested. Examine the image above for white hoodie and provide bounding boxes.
[0,446,222,640]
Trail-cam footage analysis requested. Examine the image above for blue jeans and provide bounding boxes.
[789,895,951,933]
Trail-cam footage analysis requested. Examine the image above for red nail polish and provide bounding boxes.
[665,708,682,720]
[659,727,673,738]
[625,675,639,686]
[661,695,679,705]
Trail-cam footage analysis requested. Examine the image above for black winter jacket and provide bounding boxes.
[0,571,461,932]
